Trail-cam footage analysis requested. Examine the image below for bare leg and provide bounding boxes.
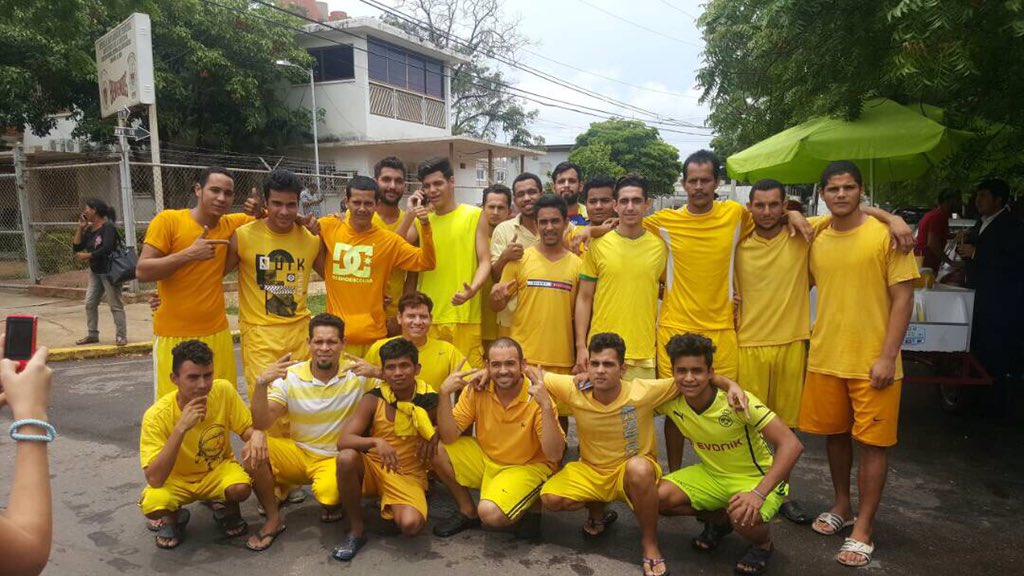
[391,504,426,536]
[336,449,366,537]
[664,421,684,472]
[841,443,887,563]
[622,457,664,571]
[246,461,283,547]
[431,444,478,518]
[819,433,855,525]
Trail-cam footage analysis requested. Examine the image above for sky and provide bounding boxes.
[325,0,714,154]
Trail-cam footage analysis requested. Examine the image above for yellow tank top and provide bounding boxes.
[415,204,482,325]
[236,220,322,326]
[369,394,429,483]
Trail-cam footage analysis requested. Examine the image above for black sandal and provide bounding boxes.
[582,510,618,538]
[779,500,812,525]
[692,519,733,551]
[154,509,190,550]
[214,509,248,538]
[734,544,773,575]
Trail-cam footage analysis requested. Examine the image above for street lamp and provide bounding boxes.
[276,59,320,194]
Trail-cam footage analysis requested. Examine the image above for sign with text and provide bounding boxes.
[95,13,155,118]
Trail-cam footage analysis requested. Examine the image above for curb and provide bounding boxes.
[48,330,242,362]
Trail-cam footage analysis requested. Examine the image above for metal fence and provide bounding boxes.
[0,145,349,287]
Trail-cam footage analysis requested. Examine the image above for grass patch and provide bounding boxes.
[226,293,326,316]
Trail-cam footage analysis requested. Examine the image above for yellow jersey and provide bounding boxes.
[657,390,776,478]
[235,220,321,327]
[490,215,540,329]
[139,379,251,481]
[364,336,467,392]
[580,230,667,361]
[643,202,754,331]
[144,210,253,337]
[321,217,435,345]
[372,210,407,319]
[735,231,812,346]
[415,204,483,325]
[808,217,919,379]
[544,374,678,472]
[501,247,582,368]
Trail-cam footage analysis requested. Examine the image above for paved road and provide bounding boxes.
[1,351,1021,575]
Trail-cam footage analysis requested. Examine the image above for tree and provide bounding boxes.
[697,0,1024,194]
[569,119,683,196]
[387,0,543,147]
[1,0,315,152]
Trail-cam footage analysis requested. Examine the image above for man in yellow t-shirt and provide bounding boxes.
[490,174,543,338]
[371,156,415,335]
[798,162,917,568]
[409,158,492,367]
[431,338,564,539]
[656,334,804,576]
[493,195,581,373]
[138,167,253,401]
[480,184,513,347]
[360,291,466,392]
[139,340,268,550]
[320,175,435,359]
[576,174,666,379]
[225,170,323,419]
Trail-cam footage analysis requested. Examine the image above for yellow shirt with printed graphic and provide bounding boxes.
[236,220,321,327]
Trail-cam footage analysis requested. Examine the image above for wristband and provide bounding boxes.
[751,488,767,501]
[9,419,56,443]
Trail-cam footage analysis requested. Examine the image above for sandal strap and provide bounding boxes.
[839,537,875,555]
[643,557,666,566]
[817,512,845,531]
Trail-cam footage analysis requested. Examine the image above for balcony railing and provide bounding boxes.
[369,82,446,129]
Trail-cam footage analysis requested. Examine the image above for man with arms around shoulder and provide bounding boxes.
[489,173,544,338]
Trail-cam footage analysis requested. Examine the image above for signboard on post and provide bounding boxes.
[95,13,155,118]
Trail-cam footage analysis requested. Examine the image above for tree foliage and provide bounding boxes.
[698,0,1024,196]
[569,119,683,196]
[388,0,543,147]
[0,0,315,152]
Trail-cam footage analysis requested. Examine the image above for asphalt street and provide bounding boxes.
[1,350,1021,575]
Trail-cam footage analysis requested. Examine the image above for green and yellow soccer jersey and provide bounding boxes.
[657,390,775,478]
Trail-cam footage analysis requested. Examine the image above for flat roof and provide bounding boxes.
[318,135,545,159]
[301,17,470,65]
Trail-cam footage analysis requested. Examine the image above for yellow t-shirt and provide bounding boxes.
[321,218,435,345]
[451,377,563,469]
[364,336,467,392]
[415,204,483,325]
[235,220,321,327]
[580,230,667,361]
[657,390,776,478]
[543,373,678,472]
[139,379,251,482]
[144,210,253,337]
[736,232,812,346]
[490,215,540,330]
[808,217,919,379]
[372,211,407,319]
[643,202,754,331]
[501,247,581,368]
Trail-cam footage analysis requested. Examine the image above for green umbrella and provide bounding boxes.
[726,98,973,187]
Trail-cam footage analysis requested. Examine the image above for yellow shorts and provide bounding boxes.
[663,463,787,523]
[624,359,656,381]
[445,437,553,520]
[267,437,339,506]
[431,323,483,368]
[798,371,902,447]
[241,321,310,438]
[541,456,661,509]
[361,454,428,521]
[139,460,250,515]
[154,328,236,401]
[656,326,738,380]
[738,341,807,428]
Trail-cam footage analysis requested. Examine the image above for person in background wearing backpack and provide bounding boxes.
[72,197,127,346]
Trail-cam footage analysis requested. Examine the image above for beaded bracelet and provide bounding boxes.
[9,419,56,442]
[751,488,768,501]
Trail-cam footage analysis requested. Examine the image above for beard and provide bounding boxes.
[317,360,335,371]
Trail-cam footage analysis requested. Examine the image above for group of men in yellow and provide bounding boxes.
[135,150,918,575]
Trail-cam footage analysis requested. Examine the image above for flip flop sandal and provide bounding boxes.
[641,557,670,576]
[214,509,249,538]
[836,537,874,567]
[146,518,162,532]
[320,507,345,523]
[812,512,856,536]
[245,524,287,552]
[734,544,774,575]
[692,520,733,551]
[154,509,191,550]
[779,501,813,525]
[581,510,618,538]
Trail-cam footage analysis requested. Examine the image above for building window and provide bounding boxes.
[476,167,486,181]
[309,45,355,82]
[495,169,507,183]
[368,37,444,99]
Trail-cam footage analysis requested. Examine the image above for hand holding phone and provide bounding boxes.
[4,315,38,373]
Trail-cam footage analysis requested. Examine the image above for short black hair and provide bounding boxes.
[588,332,626,365]
[398,291,433,314]
[374,156,406,179]
[486,337,524,362]
[346,175,380,200]
[482,183,512,208]
[512,172,543,192]
[534,193,568,219]
[262,169,303,200]
[309,312,345,340]
[614,173,649,200]
[418,157,454,181]
[819,160,863,189]
[552,161,582,182]
[171,339,214,374]
[977,178,1010,203]
[750,178,786,203]
[380,337,419,366]
[683,150,721,181]
[583,175,617,201]
[198,166,234,188]
[666,333,716,370]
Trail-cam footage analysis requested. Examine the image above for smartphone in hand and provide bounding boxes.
[4,315,38,372]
